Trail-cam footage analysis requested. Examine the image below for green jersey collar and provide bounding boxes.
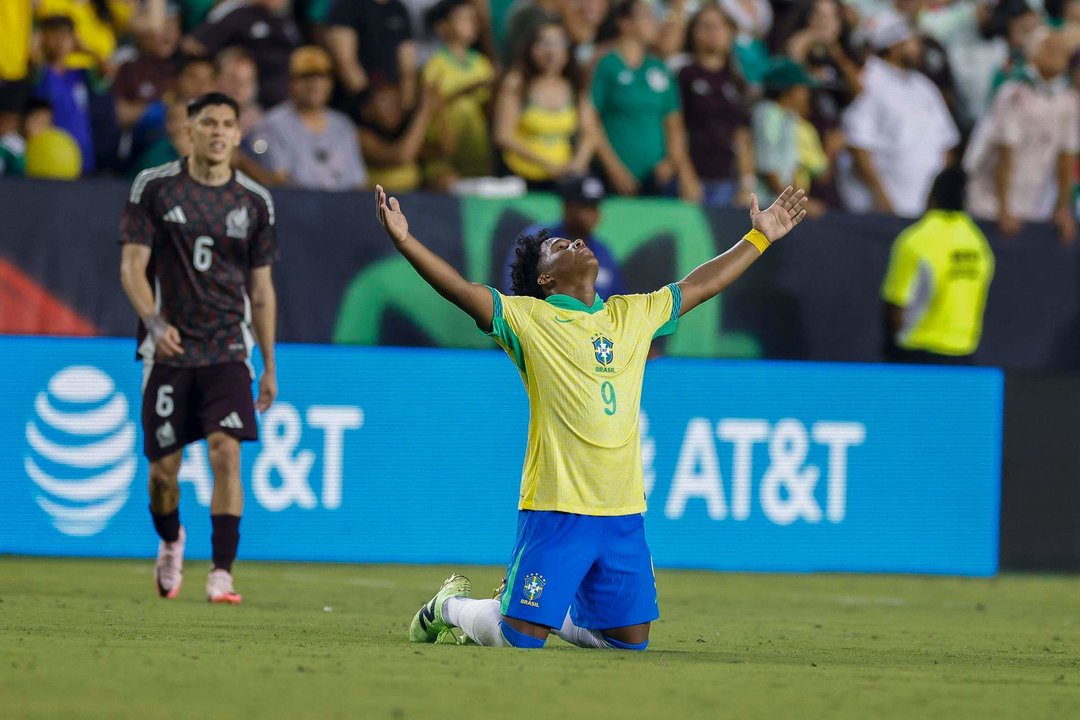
[545,293,605,314]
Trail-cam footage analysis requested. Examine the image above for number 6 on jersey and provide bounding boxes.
[193,236,214,271]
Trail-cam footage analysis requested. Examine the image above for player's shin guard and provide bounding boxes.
[210,514,241,572]
[499,621,546,649]
[150,506,181,543]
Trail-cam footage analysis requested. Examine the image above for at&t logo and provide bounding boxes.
[25,366,136,536]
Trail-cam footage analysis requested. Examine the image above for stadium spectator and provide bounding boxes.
[964,30,1079,245]
[421,0,495,180]
[0,0,34,138]
[501,175,627,299]
[752,57,827,215]
[502,0,587,68]
[917,0,1009,125]
[111,5,181,130]
[173,55,217,102]
[720,0,774,85]
[323,0,418,113]
[881,165,994,365]
[494,21,596,190]
[35,0,135,72]
[182,0,302,108]
[591,0,700,201]
[129,98,192,173]
[678,3,756,208]
[776,0,860,204]
[216,46,264,133]
[0,98,51,177]
[249,45,367,190]
[987,0,1044,97]
[573,0,611,68]
[358,82,450,192]
[838,12,958,217]
[33,15,94,174]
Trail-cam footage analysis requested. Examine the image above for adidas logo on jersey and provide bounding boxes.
[219,412,244,430]
[163,206,187,224]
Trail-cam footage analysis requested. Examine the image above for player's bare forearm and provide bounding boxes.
[677,187,809,316]
[250,266,277,373]
[375,186,493,330]
[119,244,158,320]
[396,232,494,329]
[676,241,762,316]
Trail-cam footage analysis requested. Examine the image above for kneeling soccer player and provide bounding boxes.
[374,183,809,649]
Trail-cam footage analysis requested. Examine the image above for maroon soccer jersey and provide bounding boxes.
[120,159,279,368]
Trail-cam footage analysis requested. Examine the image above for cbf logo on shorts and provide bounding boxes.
[25,366,136,536]
[521,573,546,608]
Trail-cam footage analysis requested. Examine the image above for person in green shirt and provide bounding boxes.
[881,165,995,364]
[591,0,700,202]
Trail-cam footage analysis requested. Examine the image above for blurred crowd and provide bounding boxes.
[2,0,1080,240]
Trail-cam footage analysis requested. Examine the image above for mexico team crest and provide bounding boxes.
[226,206,250,238]
[592,336,614,366]
[520,573,546,607]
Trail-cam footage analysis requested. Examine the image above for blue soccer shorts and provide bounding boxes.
[500,510,660,630]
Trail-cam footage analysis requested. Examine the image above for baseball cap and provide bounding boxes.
[559,175,606,205]
[762,57,817,93]
[865,11,914,52]
[289,46,333,77]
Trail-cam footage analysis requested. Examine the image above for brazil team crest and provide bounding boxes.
[592,336,614,366]
[520,573,546,608]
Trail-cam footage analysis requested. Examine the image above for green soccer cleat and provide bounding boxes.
[408,574,471,643]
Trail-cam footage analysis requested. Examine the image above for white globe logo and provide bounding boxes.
[25,366,136,536]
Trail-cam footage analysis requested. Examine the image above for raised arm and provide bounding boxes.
[676,187,808,317]
[375,186,494,330]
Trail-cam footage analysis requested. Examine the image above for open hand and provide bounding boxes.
[375,185,410,246]
[751,186,810,243]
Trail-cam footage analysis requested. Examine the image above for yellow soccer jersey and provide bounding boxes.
[485,284,681,516]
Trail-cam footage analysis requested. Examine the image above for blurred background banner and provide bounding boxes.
[0,335,1002,575]
[1,178,1078,369]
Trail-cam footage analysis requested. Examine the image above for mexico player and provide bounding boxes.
[120,92,279,604]
[380,183,808,649]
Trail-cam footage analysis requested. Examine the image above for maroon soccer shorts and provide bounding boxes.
[141,361,259,461]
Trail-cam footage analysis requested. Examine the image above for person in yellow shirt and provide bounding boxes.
[0,0,34,136]
[421,0,494,181]
[882,165,995,364]
[35,0,134,71]
[371,182,810,650]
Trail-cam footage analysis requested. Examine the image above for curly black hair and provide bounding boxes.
[509,228,552,299]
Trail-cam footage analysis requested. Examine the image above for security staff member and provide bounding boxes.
[882,166,995,364]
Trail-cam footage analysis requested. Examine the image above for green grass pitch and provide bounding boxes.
[2,557,1078,719]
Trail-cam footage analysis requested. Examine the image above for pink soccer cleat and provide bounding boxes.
[206,569,243,604]
[154,527,185,599]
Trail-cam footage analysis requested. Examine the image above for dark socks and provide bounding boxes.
[211,514,241,572]
[150,506,181,543]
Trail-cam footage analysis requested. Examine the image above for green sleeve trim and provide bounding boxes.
[653,283,681,339]
[481,286,528,377]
